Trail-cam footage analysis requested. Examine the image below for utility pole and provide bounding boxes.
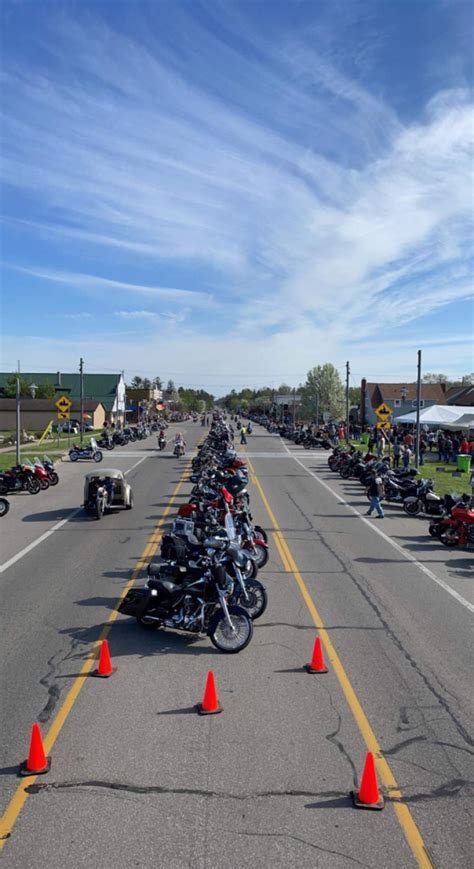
[79,357,84,444]
[15,361,21,466]
[345,360,350,443]
[315,392,319,429]
[292,387,296,426]
[415,350,422,468]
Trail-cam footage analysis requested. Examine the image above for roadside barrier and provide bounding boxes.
[19,724,51,776]
[305,636,328,674]
[197,670,222,715]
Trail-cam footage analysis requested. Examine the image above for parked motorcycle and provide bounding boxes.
[0,465,41,495]
[69,439,103,463]
[119,553,253,653]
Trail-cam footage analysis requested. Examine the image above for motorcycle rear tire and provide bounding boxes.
[403,501,420,516]
[26,477,41,494]
[0,498,10,517]
[70,451,79,462]
[93,451,103,463]
[208,605,253,653]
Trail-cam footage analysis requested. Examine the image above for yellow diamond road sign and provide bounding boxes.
[374,402,392,420]
[55,395,72,412]
[376,420,391,430]
[57,411,70,420]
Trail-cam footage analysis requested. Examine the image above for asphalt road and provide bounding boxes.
[0,423,472,868]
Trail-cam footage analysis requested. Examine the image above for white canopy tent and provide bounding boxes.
[395,405,474,428]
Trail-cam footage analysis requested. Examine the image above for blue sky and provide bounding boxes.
[1,0,473,394]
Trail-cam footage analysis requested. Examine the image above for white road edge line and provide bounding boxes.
[280,441,474,615]
[0,455,148,575]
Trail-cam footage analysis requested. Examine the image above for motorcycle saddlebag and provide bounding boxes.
[118,588,150,618]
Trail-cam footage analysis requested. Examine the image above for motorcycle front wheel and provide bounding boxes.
[39,478,50,490]
[235,579,268,620]
[26,477,41,494]
[403,501,420,516]
[48,472,59,485]
[208,605,253,653]
[93,451,103,463]
[254,525,268,543]
[0,497,10,517]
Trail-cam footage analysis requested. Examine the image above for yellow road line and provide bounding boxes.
[247,457,433,869]
[0,459,192,850]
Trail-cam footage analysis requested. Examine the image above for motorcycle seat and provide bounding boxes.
[147,577,182,594]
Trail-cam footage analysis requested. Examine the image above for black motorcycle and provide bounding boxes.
[119,546,253,653]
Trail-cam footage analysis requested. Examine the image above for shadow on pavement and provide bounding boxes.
[305,795,352,810]
[22,507,87,523]
[58,619,218,661]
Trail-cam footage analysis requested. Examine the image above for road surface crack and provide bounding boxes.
[226,830,365,864]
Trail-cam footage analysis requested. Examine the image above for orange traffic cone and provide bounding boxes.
[351,752,384,810]
[92,639,115,677]
[305,637,328,674]
[19,723,51,776]
[197,671,222,715]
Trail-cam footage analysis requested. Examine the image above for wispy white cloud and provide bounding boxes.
[63,312,93,320]
[1,8,472,385]
[10,266,212,306]
[114,310,157,320]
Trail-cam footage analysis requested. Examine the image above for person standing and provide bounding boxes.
[365,475,385,518]
[240,425,247,445]
[402,445,412,469]
[419,436,427,466]
[393,440,402,468]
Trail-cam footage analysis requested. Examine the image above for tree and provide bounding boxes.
[129,376,143,389]
[348,386,360,407]
[142,378,151,389]
[301,363,345,421]
[153,377,163,390]
[422,373,448,384]
[277,383,292,394]
[36,383,56,399]
[2,374,34,398]
[166,379,175,393]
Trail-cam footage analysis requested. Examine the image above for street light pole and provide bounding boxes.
[345,360,350,443]
[15,373,21,466]
[415,350,422,468]
[79,357,84,444]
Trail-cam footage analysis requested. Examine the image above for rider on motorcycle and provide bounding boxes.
[174,432,186,455]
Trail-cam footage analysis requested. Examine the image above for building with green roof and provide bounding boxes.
[0,371,126,417]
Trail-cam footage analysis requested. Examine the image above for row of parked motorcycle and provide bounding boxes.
[119,416,269,652]
[68,420,168,463]
[0,456,60,517]
[326,445,474,550]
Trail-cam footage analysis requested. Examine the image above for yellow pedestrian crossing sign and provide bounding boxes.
[374,402,392,420]
[55,395,72,413]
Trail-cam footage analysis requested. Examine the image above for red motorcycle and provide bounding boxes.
[436,502,474,549]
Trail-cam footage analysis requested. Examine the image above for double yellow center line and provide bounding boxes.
[248,459,433,869]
